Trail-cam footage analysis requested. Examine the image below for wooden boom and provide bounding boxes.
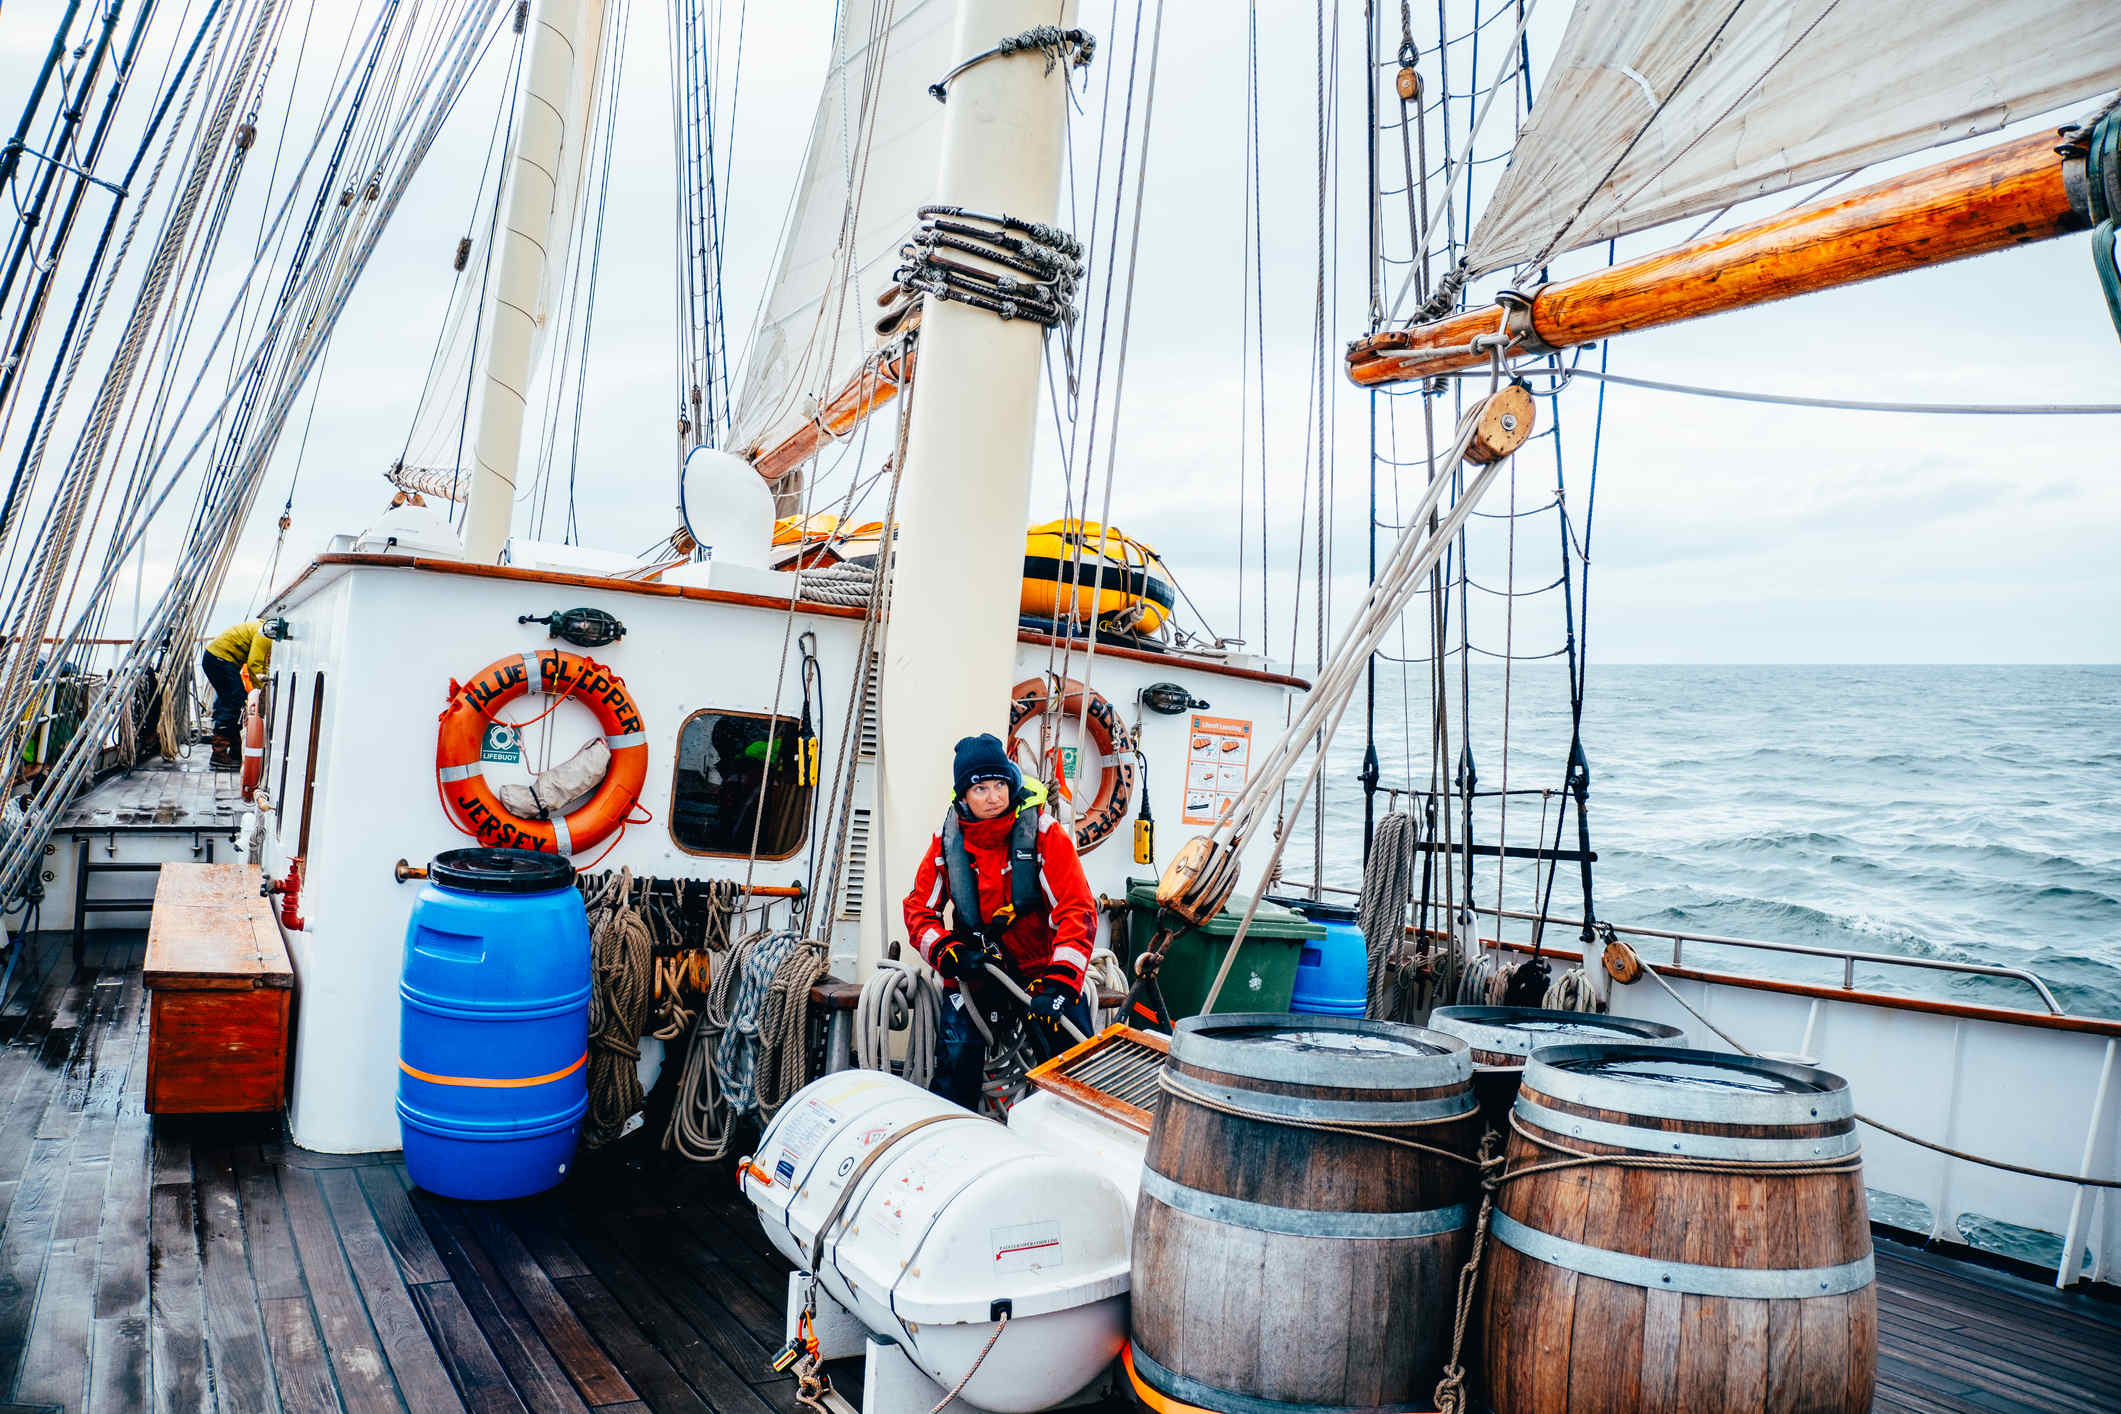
[748,341,917,483]
[1348,131,2092,385]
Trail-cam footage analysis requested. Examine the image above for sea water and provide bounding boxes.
[1285,663,2121,1019]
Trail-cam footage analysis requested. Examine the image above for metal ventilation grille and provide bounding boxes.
[838,808,870,920]
[1026,1025,1172,1134]
[858,657,881,758]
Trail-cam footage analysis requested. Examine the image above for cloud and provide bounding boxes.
[0,0,2111,666]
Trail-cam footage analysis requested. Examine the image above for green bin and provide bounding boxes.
[1124,878,1325,1020]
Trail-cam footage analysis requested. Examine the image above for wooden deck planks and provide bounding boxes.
[2,934,2120,1414]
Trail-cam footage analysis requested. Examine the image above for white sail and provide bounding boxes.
[726,0,953,458]
[1466,0,2121,276]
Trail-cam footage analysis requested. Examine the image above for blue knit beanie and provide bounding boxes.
[952,733,1021,799]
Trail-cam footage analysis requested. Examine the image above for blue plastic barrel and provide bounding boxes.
[1277,897,1371,1016]
[399,848,590,1200]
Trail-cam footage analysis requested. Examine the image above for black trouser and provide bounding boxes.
[933,990,1094,1110]
[200,650,245,738]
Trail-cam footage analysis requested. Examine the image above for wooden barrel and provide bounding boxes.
[1428,1006,1685,1127]
[1130,1014,1480,1414]
[1481,1044,1876,1414]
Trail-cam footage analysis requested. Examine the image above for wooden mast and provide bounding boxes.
[1347,130,2094,386]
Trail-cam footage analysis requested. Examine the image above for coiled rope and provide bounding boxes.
[1359,811,1421,1017]
[664,929,829,1161]
[894,206,1083,328]
[854,960,943,1088]
[792,560,878,608]
[584,869,656,1146]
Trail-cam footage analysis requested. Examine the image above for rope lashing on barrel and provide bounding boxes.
[1430,1134,1506,1414]
[1629,954,2121,1190]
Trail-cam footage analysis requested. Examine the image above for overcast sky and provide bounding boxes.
[0,0,2115,668]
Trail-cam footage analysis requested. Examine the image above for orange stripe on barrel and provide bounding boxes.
[398,1052,587,1089]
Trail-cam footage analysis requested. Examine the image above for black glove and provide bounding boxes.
[933,931,995,981]
[1024,972,1078,1029]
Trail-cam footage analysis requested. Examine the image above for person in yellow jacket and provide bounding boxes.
[201,621,271,769]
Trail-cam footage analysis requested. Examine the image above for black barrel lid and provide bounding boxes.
[1266,893,1360,924]
[428,848,576,895]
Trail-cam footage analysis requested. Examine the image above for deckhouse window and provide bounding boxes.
[669,710,811,859]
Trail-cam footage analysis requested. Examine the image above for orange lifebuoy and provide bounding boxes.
[436,650,647,856]
[240,689,264,801]
[1007,676,1135,853]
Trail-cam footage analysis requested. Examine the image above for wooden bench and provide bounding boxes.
[145,862,294,1114]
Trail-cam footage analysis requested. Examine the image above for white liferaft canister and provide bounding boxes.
[742,1071,1132,1413]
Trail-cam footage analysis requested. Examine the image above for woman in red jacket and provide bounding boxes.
[903,733,1097,1108]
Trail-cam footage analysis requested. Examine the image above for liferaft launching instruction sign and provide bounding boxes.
[1182,714,1252,825]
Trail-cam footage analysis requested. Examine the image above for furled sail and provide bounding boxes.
[727,0,952,458]
[1466,0,2121,276]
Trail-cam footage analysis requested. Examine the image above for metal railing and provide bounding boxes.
[1473,906,2066,1016]
[1271,880,2066,1015]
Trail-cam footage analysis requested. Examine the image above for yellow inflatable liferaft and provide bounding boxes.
[771,514,886,569]
[1020,519,1175,635]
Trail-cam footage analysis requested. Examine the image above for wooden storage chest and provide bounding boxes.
[145,862,294,1114]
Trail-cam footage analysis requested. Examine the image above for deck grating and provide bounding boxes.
[0,933,2112,1412]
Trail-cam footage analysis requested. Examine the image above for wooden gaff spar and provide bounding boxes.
[748,341,918,483]
[1346,129,2102,386]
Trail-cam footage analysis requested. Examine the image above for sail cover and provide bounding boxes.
[1467,0,2121,276]
[728,0,952,457]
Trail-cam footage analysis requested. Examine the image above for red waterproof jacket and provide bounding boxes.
[903,798,1097,993]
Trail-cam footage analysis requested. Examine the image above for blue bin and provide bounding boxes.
[1275,897,1371,1016]
[399,848,590,1200]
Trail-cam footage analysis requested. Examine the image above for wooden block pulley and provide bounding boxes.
[1461,382,1537,464]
